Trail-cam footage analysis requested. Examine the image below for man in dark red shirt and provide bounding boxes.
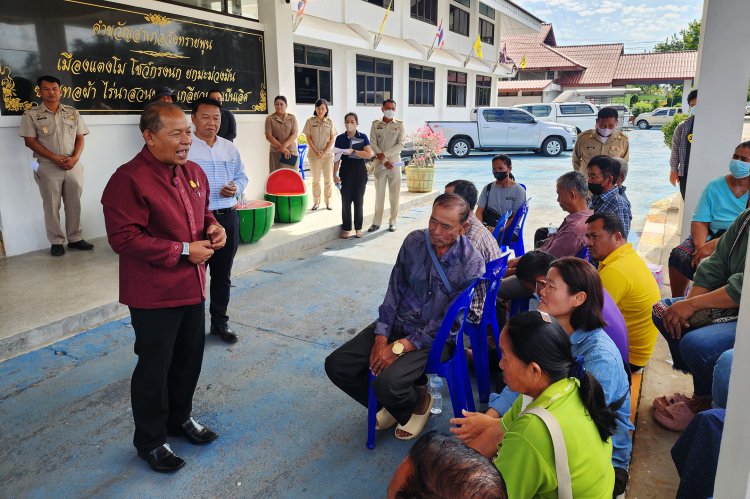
[102,102,227,473]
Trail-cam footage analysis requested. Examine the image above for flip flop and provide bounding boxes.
[394,393,434,441]
[653,393,691,413]
[653,401,696,432]
[376,407,397,431]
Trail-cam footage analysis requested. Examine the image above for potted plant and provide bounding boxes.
[405,126,446,193]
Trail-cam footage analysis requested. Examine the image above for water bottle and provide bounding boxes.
[335,182,342,190]
[428,375,443,415]
[547,223,557,236]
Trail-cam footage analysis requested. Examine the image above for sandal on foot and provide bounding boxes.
[653,401,696,431]
[376,408,397,431]
[355,230,364,238]
[394,393,433,441]
[653,393,691,413]
[341,231,352,239]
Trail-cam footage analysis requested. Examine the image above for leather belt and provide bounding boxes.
[212,207,236,215]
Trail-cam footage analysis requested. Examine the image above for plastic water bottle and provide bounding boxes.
[548,223,557,236]
[335,182,342,190]
[429,375,443,415]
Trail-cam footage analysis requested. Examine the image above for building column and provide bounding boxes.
[693,1,750,497]
[259,1,296,111]
[681,79,693,110]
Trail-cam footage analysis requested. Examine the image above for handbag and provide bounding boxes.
[481,183,503,227]
[278,153,299,166]
[523,406,574,499]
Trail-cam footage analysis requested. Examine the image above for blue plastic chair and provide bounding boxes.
[466,252,512,404]
[500,202,529,258]
[575,245,591,261]
[492,210,513,242]
[366,279,479,449]
[297,144,308,179]
[509,297,530,318]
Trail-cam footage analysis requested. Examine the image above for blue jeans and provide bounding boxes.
[654,298,737,396]
[712,349,733,409]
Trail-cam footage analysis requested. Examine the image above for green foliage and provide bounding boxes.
[654,20,701,52]
[630,95,639,106]
[632,101,658,118]
[662,113,689,149]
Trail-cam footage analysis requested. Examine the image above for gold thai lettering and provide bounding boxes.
[57,52,126,76]
[184,67,236,83]
[129,59,183,80]
[102,81,154,103]
[92,20,213,52]
[60,81,97,102]
[223,88,253,105]
[176,86,206,103]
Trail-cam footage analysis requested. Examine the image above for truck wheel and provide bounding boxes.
[637,120,650,129]
[541,136,563,157]
[449,138,471,158]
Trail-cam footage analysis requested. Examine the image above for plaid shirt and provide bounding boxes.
[670,116,694,177]
[463,213,502,322]
[591,187,632,238]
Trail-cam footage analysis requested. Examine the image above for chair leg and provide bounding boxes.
[445,360,474,418]
[367,373,377,450]
[468,325,490,404]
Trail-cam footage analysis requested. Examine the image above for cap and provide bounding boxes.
[154,86,175,99]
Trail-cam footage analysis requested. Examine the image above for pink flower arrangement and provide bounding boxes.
[408,125,446,168]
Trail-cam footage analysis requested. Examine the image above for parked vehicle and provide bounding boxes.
[426,107,577,158]
[514,102,597,134]
[745,104,750,116]
[634,107,683,129]
[607,104,634,129]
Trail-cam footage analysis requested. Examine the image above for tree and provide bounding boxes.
[654,20,701,52]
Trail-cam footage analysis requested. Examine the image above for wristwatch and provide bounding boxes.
[391,340,405,356]
[181,242,190,257]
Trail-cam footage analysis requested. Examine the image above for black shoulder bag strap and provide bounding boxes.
[425,229,453,293]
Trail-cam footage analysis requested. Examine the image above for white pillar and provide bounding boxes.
[682,79,693,110]
[697,1,750,496]
[258,1,296,111]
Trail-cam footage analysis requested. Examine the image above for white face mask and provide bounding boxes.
[345,123,357,132]
[689,106,696,116]
[597,127,614,138]
[383,109,396,119]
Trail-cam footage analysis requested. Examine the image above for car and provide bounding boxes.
[634,107,683,129]
[607,104,633,129]
[513,102,597,134]
[745,104,750,116]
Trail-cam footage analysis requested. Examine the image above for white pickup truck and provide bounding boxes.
[427,107,577,158]
[513,102,598,134]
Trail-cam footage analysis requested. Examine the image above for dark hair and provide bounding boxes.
[37,75,61,87]
[737,140,750,150]
[492,154,512,169]
[506,312,617,441]
[396,431,508,499]
[587,155,620,182]
[383,98,396,107]
[208,88,221,95]
[191,97,221,114]
[139,101,183,133]
[550,257,607,331]
[312,99,329,117]
[597,107,618,120]
[446,180,479,209]
[344,112,359,124]
[274,95,288,105]
[687,89,698,103]
[433,193,470,224]
[516,250,555,286]
[586,212,625,237]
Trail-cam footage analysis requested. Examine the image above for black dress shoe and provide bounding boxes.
[51,244,65,257]
[68,239,94,250]
[367,225,380,232]
[167,417,218,445]
[210,324,239,343]
[137,443,185,473]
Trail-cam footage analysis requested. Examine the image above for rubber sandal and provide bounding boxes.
[653,393,691,413]
[376,407,397,431]
[341,231,352,239]
[653,401,696,431]
[394,393,433,441]
[355,231,364,238]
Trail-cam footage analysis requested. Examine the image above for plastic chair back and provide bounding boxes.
[575,245,591,261]
[501,203,529,257]
[297,144,308,179]
[492,210,513,241]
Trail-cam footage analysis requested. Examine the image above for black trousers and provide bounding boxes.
[340,165,368,231]
[324,323,430,425]
[206,209,239,327]
[679,171,688,200]
[129,302,206,452]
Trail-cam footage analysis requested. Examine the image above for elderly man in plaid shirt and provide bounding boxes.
[587,155,632,238]
[670,89,698,200]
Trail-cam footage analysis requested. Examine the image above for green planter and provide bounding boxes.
[264,193,308,223]
[238,200,274,243]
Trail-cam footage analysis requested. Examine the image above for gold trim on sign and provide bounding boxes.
[1,66,34,112]
[129,50,189,59]
[144,13,172,26]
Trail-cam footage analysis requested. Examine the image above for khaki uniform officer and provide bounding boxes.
[572,107,629,173]
[20,75,92,256]
[368,99,406,233]
[264,95,299,173]
[302,101,337,210]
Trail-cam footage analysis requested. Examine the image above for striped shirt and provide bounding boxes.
[464,213,502,323]
[189,135,248,210]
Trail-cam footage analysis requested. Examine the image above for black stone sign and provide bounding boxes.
[0,0,267,114]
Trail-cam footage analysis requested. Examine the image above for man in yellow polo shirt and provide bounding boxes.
[586,212,661,370]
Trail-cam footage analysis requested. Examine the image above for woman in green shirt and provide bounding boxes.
[452,311,617,498]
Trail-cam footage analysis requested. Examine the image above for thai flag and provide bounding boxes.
[436,19,445,48]
[297,0,307,14]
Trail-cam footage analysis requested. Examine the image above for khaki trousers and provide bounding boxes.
[372,166,401,226]
[309,152,334,204]
[34,160,84,244]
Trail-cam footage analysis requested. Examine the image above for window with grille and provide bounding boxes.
[294,44,333,104]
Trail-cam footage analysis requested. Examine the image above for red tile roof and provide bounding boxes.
[555,44,624,86]
[498,79,554,92]
[613,51,698,84]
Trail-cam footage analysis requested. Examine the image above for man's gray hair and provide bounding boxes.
[613,157,628,181]
[139,101,183,133]
[556,171,588,198]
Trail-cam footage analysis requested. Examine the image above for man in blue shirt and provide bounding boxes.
[588,155,632,238]
[188,97,248,343]
[325,194,485,440]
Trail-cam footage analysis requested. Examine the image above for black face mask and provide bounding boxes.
[588,182,604,195]
[494,171,508,181]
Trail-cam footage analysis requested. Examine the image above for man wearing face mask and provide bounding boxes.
[369,99,406,233]
[587,155,632,239]
[670,89,698,199]
[573,107,629,173]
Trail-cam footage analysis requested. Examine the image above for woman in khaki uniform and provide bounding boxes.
[264,95,299,173]
[302,99,337,210]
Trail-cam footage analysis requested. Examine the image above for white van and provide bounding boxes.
[514,102,598,134]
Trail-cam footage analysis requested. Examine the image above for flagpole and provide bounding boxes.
[373,0,394,50]
[426,18,442,60]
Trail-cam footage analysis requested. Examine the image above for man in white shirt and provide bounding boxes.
[188,97,249,343]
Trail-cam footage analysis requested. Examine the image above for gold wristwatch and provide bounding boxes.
[391,340,405,356]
